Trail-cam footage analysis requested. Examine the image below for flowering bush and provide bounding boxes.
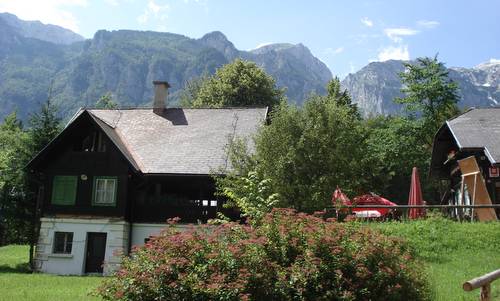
[98,209,429,300]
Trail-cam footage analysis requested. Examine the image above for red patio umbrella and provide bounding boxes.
[408,167,426,219]
[352,193,396,216]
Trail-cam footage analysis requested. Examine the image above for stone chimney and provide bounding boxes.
[153,81,170,114]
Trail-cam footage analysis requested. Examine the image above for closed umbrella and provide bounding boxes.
[408,167,426,219]
[332,187,351,206]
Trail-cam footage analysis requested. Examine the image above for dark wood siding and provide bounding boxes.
[130,175,226,223]
[36,115,131,217]
[31,113,234,222]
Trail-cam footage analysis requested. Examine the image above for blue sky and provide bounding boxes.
[1,0,499,77]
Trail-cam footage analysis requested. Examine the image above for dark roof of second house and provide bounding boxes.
[30,107,268,175]
[446,108,500,164]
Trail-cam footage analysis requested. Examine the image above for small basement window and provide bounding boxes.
[51,176,77,205]
[53,232,73,254]
[93,177,117,206]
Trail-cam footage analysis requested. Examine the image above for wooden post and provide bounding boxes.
[480,283,491,301]
[463,269,500,301]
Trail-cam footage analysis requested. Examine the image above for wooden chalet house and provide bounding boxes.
[27,81,267,275]
[431,108,500,216]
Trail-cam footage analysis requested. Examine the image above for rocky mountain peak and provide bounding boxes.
[342,59,500,116]
[475,59,500,70]
[0,12,84,45]
[198,31,238,60]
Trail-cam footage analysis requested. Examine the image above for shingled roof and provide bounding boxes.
[446,108,500,164]
[72,107,267,175]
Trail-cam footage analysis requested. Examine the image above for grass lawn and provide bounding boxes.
[0,245,102,301]
[371,216,500,301]
[1,217,498,300]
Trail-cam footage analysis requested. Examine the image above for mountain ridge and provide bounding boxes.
[341,59,500,116]
[0,12,498,122]
[0,14,332,121]
[0,12,84,45]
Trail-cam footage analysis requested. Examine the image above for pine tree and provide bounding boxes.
[28,98,61,155]
[326,77,359,117]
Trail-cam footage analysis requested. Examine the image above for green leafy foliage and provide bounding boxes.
[191,59,285,109]
[0,113,30,244]
[364,116,433,202]
[218,93,370,214]
[98,209,429,301]
[218,170,280,223]
[95,93,118,109]
[178,74,209,108]
[326,77,359,118]
[28,98,62,155]
[0,97,61,245]
[395,56,460,145]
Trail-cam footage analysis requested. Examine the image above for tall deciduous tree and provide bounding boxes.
[218,92,369,215]
[255,97,368,211]
[0,112,30,245]
[395,56,460,145]
[179,74,209,108]
[364,115,432,203]
[192,59,285,109]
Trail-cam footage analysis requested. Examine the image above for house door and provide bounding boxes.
[85,232,107,274]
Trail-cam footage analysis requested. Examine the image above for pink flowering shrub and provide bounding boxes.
[98,209,429,300]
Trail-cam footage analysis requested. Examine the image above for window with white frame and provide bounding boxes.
[93,177,117,206]
[53,232,73,254]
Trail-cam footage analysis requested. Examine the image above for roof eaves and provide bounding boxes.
[446,120,462,149]
[87,112,143,173]
[483,147,497,164]
[64,107,84,128]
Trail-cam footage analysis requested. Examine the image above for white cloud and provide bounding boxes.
[377,45,410,61]
[137,0,170,24]
[324,47,344,56]
[0,0,87,32]
[361,17,373,27]
[489,58,500,64]
[417,20,440,29]
[384,27,419,42]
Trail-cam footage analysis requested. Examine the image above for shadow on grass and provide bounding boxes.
[0,262,31,274]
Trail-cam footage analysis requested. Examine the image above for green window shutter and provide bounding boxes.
[51,176,77,205]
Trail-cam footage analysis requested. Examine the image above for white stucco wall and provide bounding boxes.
[35,219,202,276]
[35,217,129,275]
[130,223,192,247]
